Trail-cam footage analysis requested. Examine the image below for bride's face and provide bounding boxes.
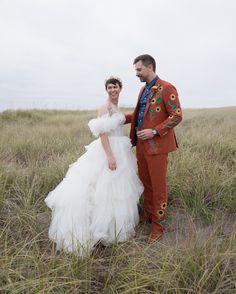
[106,83,121,101]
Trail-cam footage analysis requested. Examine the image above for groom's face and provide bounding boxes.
[134,61,150,82]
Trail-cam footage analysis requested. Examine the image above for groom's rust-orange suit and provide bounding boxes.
[125,79,182,234]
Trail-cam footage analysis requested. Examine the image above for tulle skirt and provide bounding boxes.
[44,136,144,256]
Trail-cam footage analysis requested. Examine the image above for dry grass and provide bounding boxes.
[0,107,235,293]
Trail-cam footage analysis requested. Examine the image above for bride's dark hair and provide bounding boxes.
[105,77,123,89]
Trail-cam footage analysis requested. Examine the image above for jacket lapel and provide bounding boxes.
[143,79,161,118]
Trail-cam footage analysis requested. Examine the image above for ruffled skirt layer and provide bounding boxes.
[45,136,143,256]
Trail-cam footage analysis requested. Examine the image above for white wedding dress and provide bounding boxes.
[44,111,144,256]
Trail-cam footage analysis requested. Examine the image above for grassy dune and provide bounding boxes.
[0,107,235,293]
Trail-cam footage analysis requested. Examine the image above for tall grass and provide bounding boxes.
[0,107,235,293]
[168,108,236,221]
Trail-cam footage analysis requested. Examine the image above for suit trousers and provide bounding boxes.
[136,140,168,231]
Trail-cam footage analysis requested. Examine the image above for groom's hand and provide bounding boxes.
[137,129,154,140]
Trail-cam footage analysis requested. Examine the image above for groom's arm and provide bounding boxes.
[124,113,134,124]
[153,84,182,137]
[136,84,182,141]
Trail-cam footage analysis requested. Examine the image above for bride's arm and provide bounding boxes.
[100,134,116,170]
[98,106,117,171]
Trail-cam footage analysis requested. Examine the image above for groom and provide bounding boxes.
[125,54,182,242]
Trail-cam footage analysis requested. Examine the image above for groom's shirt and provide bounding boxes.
[136,76,159,129]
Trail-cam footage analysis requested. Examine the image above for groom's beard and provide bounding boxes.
[137,75,148,83]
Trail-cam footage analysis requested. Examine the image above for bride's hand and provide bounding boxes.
[108,155,117,170]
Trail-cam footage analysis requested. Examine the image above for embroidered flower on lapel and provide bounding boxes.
[151,98,156,105]
[155,106,161,112]
[151,85,158,90]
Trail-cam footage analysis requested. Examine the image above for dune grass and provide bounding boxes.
[0,107,235,293]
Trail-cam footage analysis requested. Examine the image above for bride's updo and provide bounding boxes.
[105,77,123,90]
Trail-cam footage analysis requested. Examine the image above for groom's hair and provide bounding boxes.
[133,54,156,72]
[105,77,123,89]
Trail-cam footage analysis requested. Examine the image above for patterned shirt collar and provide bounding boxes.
[145,75,159,90]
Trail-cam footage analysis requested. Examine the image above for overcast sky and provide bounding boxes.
[0,0,235,110]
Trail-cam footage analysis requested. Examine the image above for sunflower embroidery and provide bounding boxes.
[157,209,164,217]
[155,106,161,112]
[151,98,156,105]
[158,85,163,92]
[176,108,181,115]
[170,94,176,100]
[169,114,174,119]
[161,202,167,209]
[151,85,158,90]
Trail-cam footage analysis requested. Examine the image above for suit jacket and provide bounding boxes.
[125,78,182,155]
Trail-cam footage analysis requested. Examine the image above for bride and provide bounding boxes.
[44,77,144,256]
